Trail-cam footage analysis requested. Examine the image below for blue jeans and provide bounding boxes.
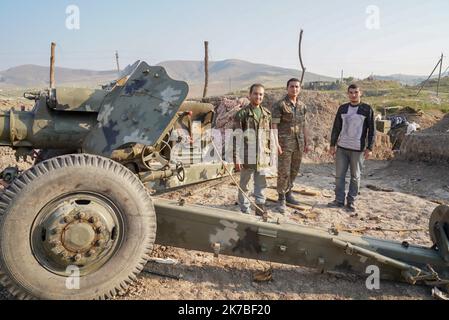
[335,147,365,204]
[239,167,267,212]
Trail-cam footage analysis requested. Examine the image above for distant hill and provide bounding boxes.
[158,59,335,96]
[0,64,117,88]
[0,59,336,97]
[373,72,449,86]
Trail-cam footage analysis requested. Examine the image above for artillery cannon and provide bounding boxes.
[0,56,448,299]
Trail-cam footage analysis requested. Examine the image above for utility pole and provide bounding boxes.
[437,53,443,97]
[115,51,120,74]
[340,70,344,83]
[202,41,209,100]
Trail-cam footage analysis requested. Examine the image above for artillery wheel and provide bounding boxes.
[0,154,156,299]
[430,205,449,245]
[429,205,449,264]
[34,149,78,164]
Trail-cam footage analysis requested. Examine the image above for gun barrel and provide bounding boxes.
[0,109,97,149]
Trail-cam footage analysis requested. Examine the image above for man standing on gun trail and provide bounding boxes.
[272,78,310,214]
[233,84,273,217]
[328,84,375,213]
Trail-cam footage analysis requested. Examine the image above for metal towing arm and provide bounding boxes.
[154,198,449,287]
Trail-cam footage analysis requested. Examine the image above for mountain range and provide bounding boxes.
[2,59,445,96]
[0,59,335,97]
[372,72,449,86]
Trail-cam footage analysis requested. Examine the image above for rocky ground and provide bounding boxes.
[0,92,448,300]
[4,159,445,300]
[115,159,448,301]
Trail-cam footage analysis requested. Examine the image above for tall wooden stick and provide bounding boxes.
[50,42,56,89]
[437,53,443,97]
[115,50,121,74]
[202,41,209,99]
[298,30,306,85]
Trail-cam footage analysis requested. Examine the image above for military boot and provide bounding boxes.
[255,203,266,217]
[278,194,286,214]
[286,191,301,206]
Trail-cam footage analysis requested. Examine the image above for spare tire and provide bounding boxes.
[0,154,156,299]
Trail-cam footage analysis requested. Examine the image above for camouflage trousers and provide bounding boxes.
[277,146,303,195]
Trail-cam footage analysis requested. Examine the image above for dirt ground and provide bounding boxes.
[106,159,446,301]
[1,158,447,300]
[0,93,448,300]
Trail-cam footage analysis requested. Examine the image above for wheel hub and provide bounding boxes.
[63,221,96,251]
[31,193,122,276]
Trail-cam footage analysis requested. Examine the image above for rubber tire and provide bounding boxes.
[0,154,156,300]
[34,149,78,164]
[430,205,449,247]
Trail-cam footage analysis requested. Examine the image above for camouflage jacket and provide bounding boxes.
[272,95,307,151]
[233,104,272,170]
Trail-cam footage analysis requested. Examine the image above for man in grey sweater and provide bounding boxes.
[329,84,376,212]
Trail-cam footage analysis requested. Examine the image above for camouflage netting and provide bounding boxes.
[400,114,449,163]
[204,90,394,163]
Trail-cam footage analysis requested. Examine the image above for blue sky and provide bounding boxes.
[0,0,448,78]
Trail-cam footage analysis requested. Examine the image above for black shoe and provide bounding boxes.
[345,202,356,213]
[286,191,301,206]
[327,200,344,208]
[255,204,266,217]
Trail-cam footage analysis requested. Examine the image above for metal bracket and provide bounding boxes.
[332,238,424,284]
[257,228,277,238]
[212,242,221,258]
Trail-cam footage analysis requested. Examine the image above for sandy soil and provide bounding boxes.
[115,159,448,301]
[1,159,445,300]
[0,93,447,300]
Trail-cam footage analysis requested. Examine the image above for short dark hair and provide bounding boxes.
[287,78,301,88]
[250,83,265,94]
[348,84,360,92]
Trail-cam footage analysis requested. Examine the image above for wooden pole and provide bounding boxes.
[298,30,306,86]
[437,53,443,97]
[50,42,56,89]
[202,41,209,99]
[115,51,120,74]
[417,56,443,96]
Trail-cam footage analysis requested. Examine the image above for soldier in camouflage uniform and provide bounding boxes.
[233,84,273,216]
[272,78,309,213]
